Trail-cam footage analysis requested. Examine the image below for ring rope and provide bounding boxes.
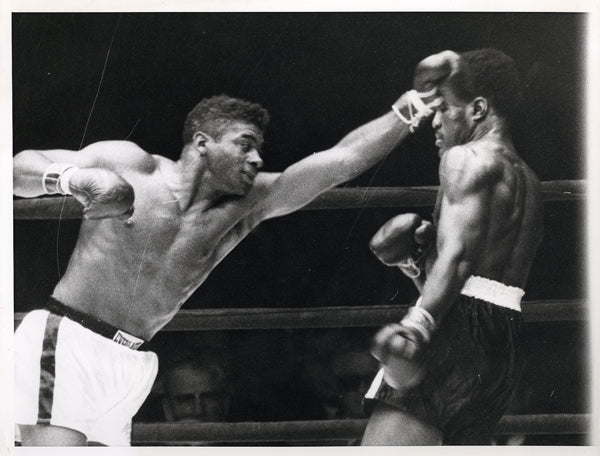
[12,180,586,219]
[131,414,590,444]
[13,299,586,330]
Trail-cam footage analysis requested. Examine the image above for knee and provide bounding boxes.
[361,403,442,446]
[19,424,87,446]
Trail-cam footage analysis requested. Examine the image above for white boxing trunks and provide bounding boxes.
[15,308,158,446]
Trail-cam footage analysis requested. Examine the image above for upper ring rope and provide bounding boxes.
[13,180,586,219]
[14,299,586,330]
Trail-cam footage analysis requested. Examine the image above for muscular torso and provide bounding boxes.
[428,139,543,289]
[53,156,266,340]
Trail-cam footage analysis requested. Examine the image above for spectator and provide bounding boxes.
[161,353,232,423]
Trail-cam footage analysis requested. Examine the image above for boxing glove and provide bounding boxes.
[369,213,434,278]
[371,303,436,390]
[413,50,460,95]
[43,163,134,219]
[391,50,460,133]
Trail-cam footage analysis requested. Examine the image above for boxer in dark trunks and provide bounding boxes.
[362,48,544,445]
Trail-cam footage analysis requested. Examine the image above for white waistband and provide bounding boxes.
[460,276,524,312]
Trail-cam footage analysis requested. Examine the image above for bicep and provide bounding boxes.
[13,147,99,197]
[255,147,349,220]
[19,141,154,172]
[436,147,500,261]
[35,148,102,168]
[13,141,153,197]
[436,186,491,266]
[43,141,151,170]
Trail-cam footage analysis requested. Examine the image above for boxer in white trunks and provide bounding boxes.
[12,52,455,446]
[362,48,544,445]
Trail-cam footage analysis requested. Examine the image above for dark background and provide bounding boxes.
[12,12,588,443]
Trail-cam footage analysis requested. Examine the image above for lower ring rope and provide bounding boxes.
[131,414,590,444]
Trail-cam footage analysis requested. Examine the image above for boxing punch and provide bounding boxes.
[391,50,459,132]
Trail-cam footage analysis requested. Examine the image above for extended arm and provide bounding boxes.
[254,88,441,221]
[253,51,459,221]
[255,103,410,220]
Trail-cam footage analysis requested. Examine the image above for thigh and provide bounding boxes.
[361,403,443,446]
[19,424,87,446]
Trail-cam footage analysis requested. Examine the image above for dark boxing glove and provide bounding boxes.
[413,50,460,95]
[391,50,460,133]
[369,213,434,278]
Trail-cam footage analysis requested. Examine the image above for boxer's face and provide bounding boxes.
[202,121,264,195]
[432,85,472,154]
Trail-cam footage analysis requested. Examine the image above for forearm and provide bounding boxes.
[334,108,411,178]
[410,274,426,294]
[13,150,55,197]
[418,250,472,322]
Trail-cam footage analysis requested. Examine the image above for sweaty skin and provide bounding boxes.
[419,90,544,321]
[432,140,543,285]
[363,136,543,446]
[14,110,412,341]
[362,65,544,446]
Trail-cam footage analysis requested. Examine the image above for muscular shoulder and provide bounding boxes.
[82,141,157,174]
[440,144,504,199]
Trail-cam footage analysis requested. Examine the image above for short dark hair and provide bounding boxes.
[446,48,523,121]
[182,94,270,144]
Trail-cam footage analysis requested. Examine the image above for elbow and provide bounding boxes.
[440,245,475,283]
[456,257,475,284]
[369,236,388,264]
[13,149,46,197]
[13,151,31,195]
[13,149,31,171]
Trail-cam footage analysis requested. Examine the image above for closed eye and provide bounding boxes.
[237,140,254,153]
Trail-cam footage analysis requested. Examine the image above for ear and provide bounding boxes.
[471,97,488,121]
[192,131,211,155]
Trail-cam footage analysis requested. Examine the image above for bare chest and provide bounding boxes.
[114,174,257,284]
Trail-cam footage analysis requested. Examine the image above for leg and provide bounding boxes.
[361,403,443,445]
[19,424,87,446]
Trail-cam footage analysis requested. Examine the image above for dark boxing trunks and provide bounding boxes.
[366,294,522,444]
